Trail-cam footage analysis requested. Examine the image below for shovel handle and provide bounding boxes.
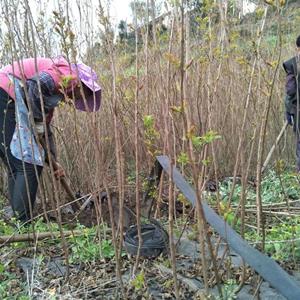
[38,136,80,209]
[39,138,76,200]
[261,121,289,174]
[50,159,81,210]
[51,159,75,200]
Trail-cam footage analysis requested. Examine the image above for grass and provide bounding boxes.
[246,218,300,263]
[0,267,29,300]
[205,165,300,264]
[0,167,299,297]
[0,212,116,298]
[207,165,300,206]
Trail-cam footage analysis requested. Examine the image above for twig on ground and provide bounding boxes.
[0,230,89,245]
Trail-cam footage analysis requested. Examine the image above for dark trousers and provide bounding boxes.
[0,88,43,222]
[296,136,300,172]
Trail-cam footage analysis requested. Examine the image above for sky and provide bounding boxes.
[110,0,132,24]
[108,0,256,24]
[27,0,256,28]
[109,0,257,21]
[6,0,256,57]
[26,0,132,25]
[242,1,256,14]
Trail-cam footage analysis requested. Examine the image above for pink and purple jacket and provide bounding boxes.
[0,56,78,100]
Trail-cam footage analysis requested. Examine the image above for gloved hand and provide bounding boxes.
[286,112,294,126]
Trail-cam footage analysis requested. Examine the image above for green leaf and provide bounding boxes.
[274,243,281,253]
[224,212,234,225]
[0,264,4,273]
[177,152,189,165]
[143,115,154,129]
[131,271,145,290]
[191,136,203,147]
[101,240,115,258]
[60,75,74,89]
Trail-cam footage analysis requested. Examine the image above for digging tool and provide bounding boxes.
[261,121,289,174]
[39,138,80,210]
[47,157,81,211]
[51,159,77,202]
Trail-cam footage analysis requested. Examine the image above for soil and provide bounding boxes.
[1,190,299,299]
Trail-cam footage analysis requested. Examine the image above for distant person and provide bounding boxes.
[283,35,300,170]
[0,56,101,222]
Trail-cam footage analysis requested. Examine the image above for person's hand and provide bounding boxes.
[286,112,294,126]
[35,123,46,151]
[53,162,65,180]
[35,122,45,135]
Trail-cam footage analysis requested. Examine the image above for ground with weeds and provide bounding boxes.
[0,168,300,299]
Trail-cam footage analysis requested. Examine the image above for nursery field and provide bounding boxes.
[0,0,300,299]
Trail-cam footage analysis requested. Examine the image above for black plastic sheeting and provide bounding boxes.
[124,222,168,258]
[157,155,300,300]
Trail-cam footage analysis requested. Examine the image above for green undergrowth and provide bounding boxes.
[0,218,116,298]
[205,167,300,221]
[0,218,115,263]
[216,169,300,206]
[68,224,115,263]
[204,166,300,264]
[246,217,300,263]
[0,266,29,300]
